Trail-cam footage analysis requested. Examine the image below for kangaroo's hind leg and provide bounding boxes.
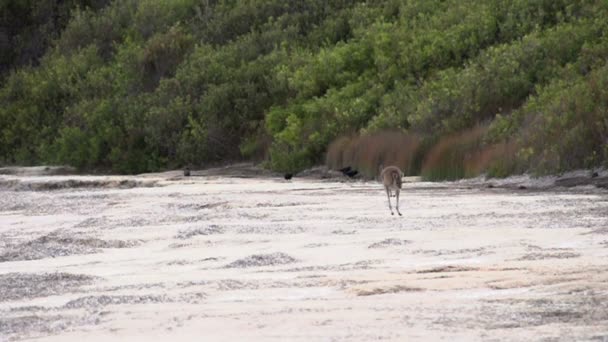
[395,188,402,216]
[385,186,394,215]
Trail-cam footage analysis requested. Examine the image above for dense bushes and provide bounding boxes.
[268,0,608,175]
[1,0,608,178]
[410,17,606,136]
[0,0,110,79]
[491,61,608,175]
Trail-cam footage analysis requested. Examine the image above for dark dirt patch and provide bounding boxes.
[215,279,262,291]
[0,233,139,262]
[482,291,608,330]
[224,253,297,268]
[7,305,49,313]
[178,292,206,304]
[413,247,492,257]
[303,243,329,248]
[296,166,346,180]
[255,202,308,208]
[355,285,424,296]
[282,260,384,273]
[517,252,580,261]
[175,225,225,239]
[165,259,191,266]
[0,292,199,339]
[416,265,479,274]
[199,257,221,262]
[368,238,411,249]
[236,225,306,234]
[0,166,77,176]
[168,202,228,210]
[193,163,278,178]
[168,242,192,249]
[525,244,572,251]
[331,230,357,235]
[164,257,221,266]
[63,294,169,309]
[0,314,89,341]
[555,175,608,189]
[585,228,608,235]
[73,217,111,228]
[0,272,96,302]
[197,202,228,210]
[0,178,159,191]
[486,309,584,329]
[555,176,593,188]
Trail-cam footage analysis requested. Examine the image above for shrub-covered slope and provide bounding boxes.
[1,0,607,177]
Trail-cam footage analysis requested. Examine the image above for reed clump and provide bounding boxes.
[326,131,421,178]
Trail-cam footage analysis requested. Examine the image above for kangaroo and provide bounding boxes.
[379,165,403,216]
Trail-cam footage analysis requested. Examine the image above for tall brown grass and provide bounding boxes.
[464,140,519,178]
[421,126,486,180]
[421,125,520,180]
[326,131,421,178]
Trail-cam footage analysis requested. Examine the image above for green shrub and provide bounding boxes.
[514,62,608,174]
[2,0,608,178]
[53,127,92,168]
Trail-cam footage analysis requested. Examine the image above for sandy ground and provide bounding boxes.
[1,167,608,341]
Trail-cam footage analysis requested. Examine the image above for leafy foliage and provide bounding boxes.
[1,0,608,178]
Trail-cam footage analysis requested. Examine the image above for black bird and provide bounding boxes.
[339,166,352,174]
[345,169,358,178]
[183,167,191,177]
[284,173,293,180]
[592,171,599,178]
[337,166,358,178]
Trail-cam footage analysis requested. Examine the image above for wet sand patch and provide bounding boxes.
[331,229,357,235]
[235,224,306,234]
[354,285,425,296]
[224,253,297,268]
[412,247,492,257]
[416,265,480,274]
[167,202,228,211]
[283,259,385,273]
[368,238,411,249]
[63,294,170,309]
[175,225,225,239]
[481,291,608,329]
[254,201,311,208]
[0,232,138,262]
[0,273,97,302]
[302,243,329,248]
[516,252,581,261]
[0,313,94,341]
[0,178,160,191]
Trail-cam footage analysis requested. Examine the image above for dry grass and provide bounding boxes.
[422,124,521,181]
[326,131,421,178]
[421,126,487,180]
[327,127,519,181]
[465,140,519,178]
